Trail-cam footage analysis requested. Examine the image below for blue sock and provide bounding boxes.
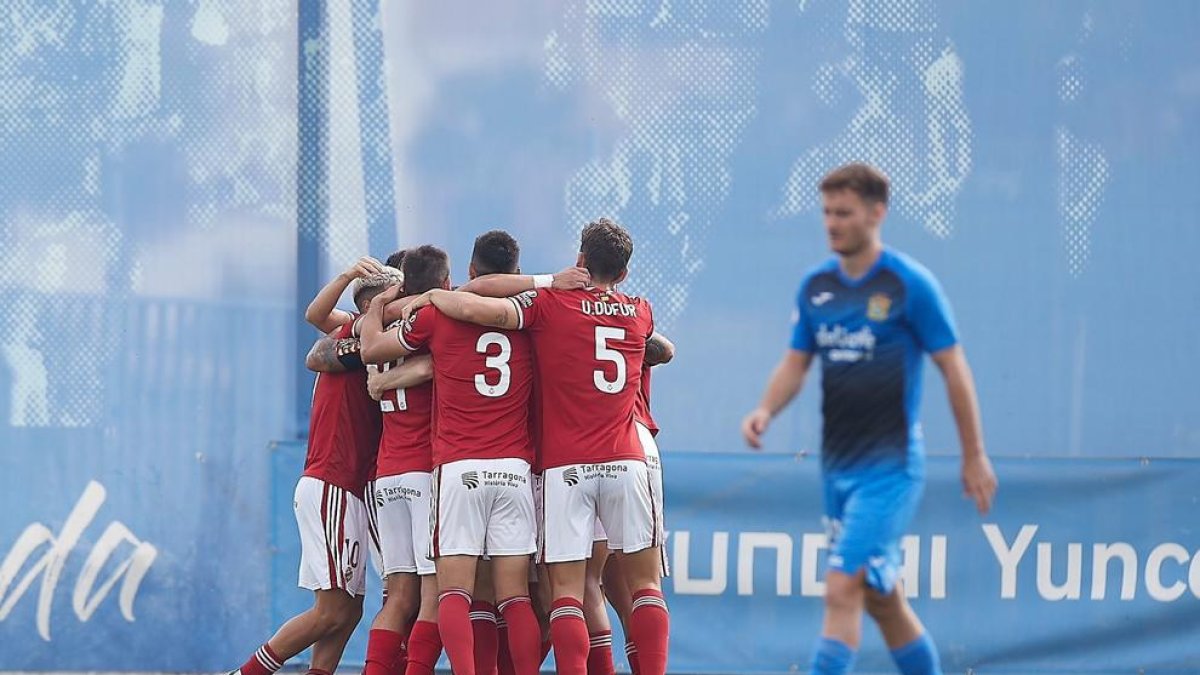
[891,633,942,675]
[810,637,855,675]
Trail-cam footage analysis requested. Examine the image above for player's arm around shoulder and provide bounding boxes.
[411,288,522,330]
[456,266,590,298]
[305,330,363,373]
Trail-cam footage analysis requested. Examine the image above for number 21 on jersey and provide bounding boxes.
[374,360,408,412]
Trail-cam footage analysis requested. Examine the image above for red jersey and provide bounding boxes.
[304,319,382,495]
[374,349,434,477]
[634,363,659,436]
[400,305,534,467]
[507,287,654,469]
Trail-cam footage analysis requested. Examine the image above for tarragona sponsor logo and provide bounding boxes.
[0,481,158,640]
[663,526,1200,602]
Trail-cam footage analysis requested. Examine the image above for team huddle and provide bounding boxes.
[230,220,674,675]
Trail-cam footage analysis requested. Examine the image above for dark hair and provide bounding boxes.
[385,249,407,269]
[819,163,890,205]
[471,230,520,275]
[579,218,633,283]
[401,245,450,295]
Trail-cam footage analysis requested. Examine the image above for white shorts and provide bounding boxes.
[591,424,669,575]
[369,472,436,576]
[431,458,536,558]
[540,450,662,563]
[294,476,368,596]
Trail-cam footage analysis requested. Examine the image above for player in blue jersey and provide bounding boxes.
[742,163,997,675]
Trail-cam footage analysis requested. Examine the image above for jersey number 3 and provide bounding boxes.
[475,332,512,397]
[594,326,627,394]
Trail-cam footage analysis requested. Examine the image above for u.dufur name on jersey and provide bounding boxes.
[581,299,640,317]
[815,323,876,363]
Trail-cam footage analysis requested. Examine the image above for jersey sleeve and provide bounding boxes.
[789,283,815,352]
[507,289,544,330]
[905,266,959,354]
[399,306,436,352]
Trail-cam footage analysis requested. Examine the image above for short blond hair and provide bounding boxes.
[352,266,403,309]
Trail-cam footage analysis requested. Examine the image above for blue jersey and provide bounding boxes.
[790,248,958,474]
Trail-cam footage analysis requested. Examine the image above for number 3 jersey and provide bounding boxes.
[399,305,534,467]
[507,287,654,470]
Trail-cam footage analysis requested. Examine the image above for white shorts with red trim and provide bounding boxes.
[539,454,662,564]
[294,476,368,596]
[431,458,536,558]
[368,472,436,576]
[591,423,670,575]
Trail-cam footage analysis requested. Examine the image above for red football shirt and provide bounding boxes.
[507,287,654,469]
[374,348,434,477]
[634,363,659,437]
[400,305,534,467]
[304,319,382,495]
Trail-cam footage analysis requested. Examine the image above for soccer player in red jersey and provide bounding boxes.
[401,219,671,675]
[362,236,588,675]
[586,341,674,675]
[229,267,398,675]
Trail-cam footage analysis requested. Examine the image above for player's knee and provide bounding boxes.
[315,594,363,632]
[823,572,865,614]
[864,587,903,622]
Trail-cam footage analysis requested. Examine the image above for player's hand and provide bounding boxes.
[552,266,591,290]
[370,284,403,309]
[347,256,385,279]
[741,407,772,450]
[366,366,386,401]
[401,290,434,322]
[962,452,998,515]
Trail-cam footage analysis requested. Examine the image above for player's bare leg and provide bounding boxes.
[531,563,553,664]
[490,554,541,675]
[600,555,638,673]
[811,568,866,674]
[256,588,363,666]
[365,573,420,675]
[547,559,590,674]
[308,591,365,673]
[614,547,668,675]
[435,554,481,675]
[405,576,443,675]
[473,560,500,675]
[583,541,615,675]
[865,582,942,674]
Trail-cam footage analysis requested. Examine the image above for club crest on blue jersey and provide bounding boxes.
[867,293,891,322]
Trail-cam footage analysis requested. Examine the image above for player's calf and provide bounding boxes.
[615,547,669,675]
[864,585,942,675]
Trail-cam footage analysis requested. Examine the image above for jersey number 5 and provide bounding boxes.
[594,326,627,394]
[475,332,512,398]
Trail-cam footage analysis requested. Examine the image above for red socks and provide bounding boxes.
[498,596,542,675]
[628,589,669,675]
[238,643,283,675]
[549,598,589,675]
[364,628,406,675]
[587,631,616,675]
[497,615,516,675]
[404,619,443,675]
[438,589,476,675]
[624,641,642,675]
[471,601,499,675]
